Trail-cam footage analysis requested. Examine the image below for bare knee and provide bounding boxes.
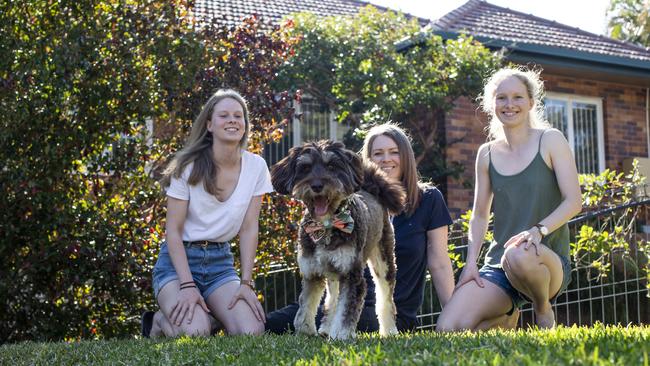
[227,320,265,335]
[436,308,475,332]
[182,322,212,337]
[502,245,536,279]
[165,318,211,337]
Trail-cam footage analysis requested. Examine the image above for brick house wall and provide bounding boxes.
[444,96,489,218]
[444,73,649,218]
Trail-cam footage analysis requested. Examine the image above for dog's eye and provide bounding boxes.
[327,164,336,171]
[298,164,311,173]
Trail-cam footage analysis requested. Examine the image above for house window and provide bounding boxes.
[544,93,605,174]
[263,97,351,165]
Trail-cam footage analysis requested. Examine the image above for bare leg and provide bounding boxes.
[475,308,520,330]
[153,280,212,337]
[436,280,512,332]
[501,244,563,329]
[206,280,265,335]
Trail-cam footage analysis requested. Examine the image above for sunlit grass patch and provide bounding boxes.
[1,324,648,365]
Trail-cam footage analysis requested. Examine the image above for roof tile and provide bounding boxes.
[432,0,650,62]
[194,0,429,29]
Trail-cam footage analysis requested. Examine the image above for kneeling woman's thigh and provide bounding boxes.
[437,280,512,330]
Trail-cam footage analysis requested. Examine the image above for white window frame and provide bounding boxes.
[292,95,342,147]
[545,92,605,173]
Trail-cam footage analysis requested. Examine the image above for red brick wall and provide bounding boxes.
[444,73,649,217]
[444,96,490,217]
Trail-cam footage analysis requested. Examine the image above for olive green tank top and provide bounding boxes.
[484,130,570,268]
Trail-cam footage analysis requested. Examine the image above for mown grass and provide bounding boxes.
[1,324,648,365]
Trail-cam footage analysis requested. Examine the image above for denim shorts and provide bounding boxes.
[479,255,572,314]
[152,241,240,299]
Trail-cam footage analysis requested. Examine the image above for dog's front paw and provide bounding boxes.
[318,315,332,337]
[328,325,355,341]
[379,324,398,337]
[294,319,318,336]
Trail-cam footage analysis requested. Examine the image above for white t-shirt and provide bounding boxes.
[166,150,274,242]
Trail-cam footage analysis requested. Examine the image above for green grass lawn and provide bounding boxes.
[1,324,648,365]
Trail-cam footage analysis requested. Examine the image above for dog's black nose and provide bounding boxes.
[311,182,324,193]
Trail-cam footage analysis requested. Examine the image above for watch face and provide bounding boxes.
[540,226,549,236]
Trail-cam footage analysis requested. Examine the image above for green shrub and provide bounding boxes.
[572,160,648,286]
[0,0,298,342]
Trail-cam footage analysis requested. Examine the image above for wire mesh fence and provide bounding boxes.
[256,199,649,330]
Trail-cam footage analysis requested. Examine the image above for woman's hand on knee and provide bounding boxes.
[227,284,265,322]
[455,262,484,290]
[504,230,541,256]
[171,287,210,326]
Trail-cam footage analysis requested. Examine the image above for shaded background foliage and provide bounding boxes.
[0,0,300,342]
[274,8,502,188]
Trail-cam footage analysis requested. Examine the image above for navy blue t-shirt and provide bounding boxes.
[364,187,453,327]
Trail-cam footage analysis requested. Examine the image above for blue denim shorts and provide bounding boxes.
[479,255,572,314]
[152,241,240,299]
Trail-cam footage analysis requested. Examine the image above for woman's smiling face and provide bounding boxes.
[207,97,246,145]
[370,134,401,181]
[493,76,534,128]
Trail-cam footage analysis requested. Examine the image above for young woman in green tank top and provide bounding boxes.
[437,67,582,331]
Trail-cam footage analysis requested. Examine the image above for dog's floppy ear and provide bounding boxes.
[343,147,364,191]
[271,146,303,194]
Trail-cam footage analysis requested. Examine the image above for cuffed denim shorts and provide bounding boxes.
[479,255,572,314]
[152,241,240,299]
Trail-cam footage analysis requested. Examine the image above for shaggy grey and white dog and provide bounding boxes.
[271,140,405,340]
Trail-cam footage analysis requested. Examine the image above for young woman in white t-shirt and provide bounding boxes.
[143,89,274,338]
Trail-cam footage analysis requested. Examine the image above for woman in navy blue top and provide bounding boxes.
[361,123,454,330]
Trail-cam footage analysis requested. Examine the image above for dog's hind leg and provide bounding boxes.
[367,216,398,336]
[328,262,366,340]
[294,276,326,336]
[318,277,339,337]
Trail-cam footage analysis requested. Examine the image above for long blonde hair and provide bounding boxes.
[161,89,250,195]
[479,66,550,141]
[361,122,421,216]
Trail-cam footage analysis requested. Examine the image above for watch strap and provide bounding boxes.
[534,223,547,238]
[240,279,255,290]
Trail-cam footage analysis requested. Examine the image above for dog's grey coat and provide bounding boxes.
[271,140,405,340]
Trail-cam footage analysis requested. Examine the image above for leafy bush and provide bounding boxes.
[572,160,648,285]
[0,0,298,342]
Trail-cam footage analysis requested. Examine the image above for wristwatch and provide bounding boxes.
[534,224,549,238]
[240,279,256,290]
